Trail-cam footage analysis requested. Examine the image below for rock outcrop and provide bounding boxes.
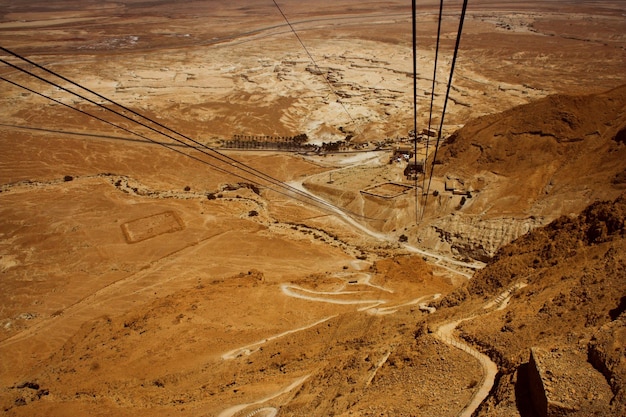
[527,347,613,417]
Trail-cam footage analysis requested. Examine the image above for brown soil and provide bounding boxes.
[435,194,626,416]
[434,85,626,218]
[1,1,626,416]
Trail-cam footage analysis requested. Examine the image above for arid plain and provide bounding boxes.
[1,1,625,416]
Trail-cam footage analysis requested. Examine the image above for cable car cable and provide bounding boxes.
[0,46,354,216]
[0,75,316,202]
[422,0,468,219]
[412,0,419,225]
[0,58,378,220]
[421,0,445,215]
[271,0,362,137]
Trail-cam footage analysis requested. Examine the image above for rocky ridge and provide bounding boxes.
[414,85,626,262]
[434,193,626,416]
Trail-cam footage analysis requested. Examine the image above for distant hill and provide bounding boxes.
[413,85,626,262]
[436,84,626,218]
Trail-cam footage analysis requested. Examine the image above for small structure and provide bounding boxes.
[391,145,414,163]
[361,182,413,199]
[445,179,459,192]
[445,178,472,196]
[421,128,438,137]
[404,160,424,180]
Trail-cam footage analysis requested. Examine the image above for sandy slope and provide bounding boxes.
[1,1,626,416]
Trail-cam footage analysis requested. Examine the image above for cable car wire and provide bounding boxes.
[0,51,380,220]
[412,0,420,225]
[271,0,361,137]
[0,46,319,204]
[421,0,445,215]
[422,0,468,218]
[0,74,330,207]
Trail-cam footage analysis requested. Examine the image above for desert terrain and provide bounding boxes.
[0,1,625,416]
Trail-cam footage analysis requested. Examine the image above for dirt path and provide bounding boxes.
[216,375,309,417]
[435,319,498,417]
[287,174,484,277]
[279,271,439,316]
[217,273,441,415]
[434,282,527,416]
[221,316,337,361]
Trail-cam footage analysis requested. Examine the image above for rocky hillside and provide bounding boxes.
[415,84,626,261]
[437,84,626,217]
[435,193,626,416]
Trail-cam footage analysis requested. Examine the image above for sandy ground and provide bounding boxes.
[1,1,625,415]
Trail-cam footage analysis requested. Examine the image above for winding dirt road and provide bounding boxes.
[217,271,441,416]
[282,153,498,416]
[434,282,528,417]
[436,319,498,417]
[287,161,485,278]
[216,375,309,417]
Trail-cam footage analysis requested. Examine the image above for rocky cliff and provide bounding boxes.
[437,193,626,416]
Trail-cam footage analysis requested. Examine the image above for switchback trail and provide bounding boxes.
[434,282,527,416]
[287,156,485,278]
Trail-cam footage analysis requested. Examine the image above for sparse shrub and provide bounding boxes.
[437,287,469,308]
[63,175,73,182]
[413,321,428,340]
[184,185,191,191]
[612,168,626,185]
[248,210,258,217]
[399,234,408,243]
[206,193,216,200]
